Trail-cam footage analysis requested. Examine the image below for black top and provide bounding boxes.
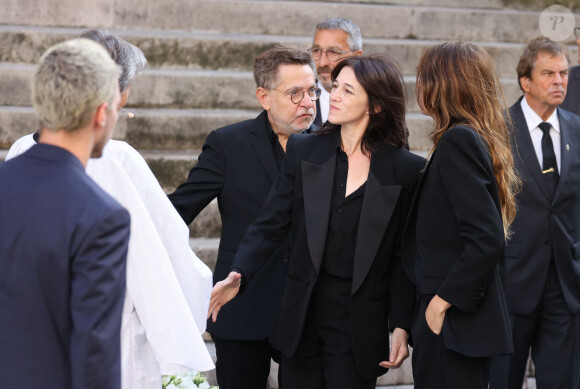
[321,146,366,278]
[265,118,285,171]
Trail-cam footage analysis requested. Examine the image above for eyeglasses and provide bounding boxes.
[575,27,580,39]
[275,87,322,104]
[308,47,352,61]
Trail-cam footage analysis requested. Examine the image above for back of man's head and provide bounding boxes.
[33,38,121,133]
[253,45,315,89]
[315,17,362,51]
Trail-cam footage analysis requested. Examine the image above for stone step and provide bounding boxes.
[0,63,527,112]
[2,25,577,78]
[0,107,436,152]
[190,237,219,271]
[4,1,568,43]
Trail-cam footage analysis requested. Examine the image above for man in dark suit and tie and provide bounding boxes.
[560,28,580,116]
[489,37,580,389]
[309,17,363,127]
[0,39,130,388]
[168,45,319,389]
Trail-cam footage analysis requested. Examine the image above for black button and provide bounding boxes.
[282,255,289,263]
[337,208,342,213]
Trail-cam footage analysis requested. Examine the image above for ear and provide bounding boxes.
[93,102,109,130]
[256,87,270,111]
[353,50,363,57]
[520,77,531,93]
[370,104,381,114]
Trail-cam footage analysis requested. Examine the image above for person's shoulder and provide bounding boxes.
[214,112,264,137]
[5,133,36,160]
[440,126,483,149]
[383,145,426,180]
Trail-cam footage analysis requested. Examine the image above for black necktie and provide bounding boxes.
[538,122,559,197]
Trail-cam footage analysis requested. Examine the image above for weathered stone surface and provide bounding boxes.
[190,237,219,271]
[1,0,114,28]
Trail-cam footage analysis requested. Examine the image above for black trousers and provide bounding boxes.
[212,335,280,389]
[279,271,375,389]
[411,295,490,389]
[489,262,578,389]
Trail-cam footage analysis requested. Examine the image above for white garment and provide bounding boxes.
[7,136,214,388]
[521,96,562,172]
[318,80,330,123]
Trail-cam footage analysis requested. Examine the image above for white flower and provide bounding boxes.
[176,378,196,389]
[198,382,210,389]
[166,385,178,389]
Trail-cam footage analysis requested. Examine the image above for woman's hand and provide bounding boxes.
[379,327,409,369]
[425,294,451,335]
[207,271,242,323]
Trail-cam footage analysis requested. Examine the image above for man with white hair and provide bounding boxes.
[0,39,130,389]
[309,17,363,126]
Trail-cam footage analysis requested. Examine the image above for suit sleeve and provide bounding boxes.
[168,130,226,225]
[232,135,297,283]
[435,127,504,313]
[70,207,130,389]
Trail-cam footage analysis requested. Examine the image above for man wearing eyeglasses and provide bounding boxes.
[309,18,363,126]
[168,45,319,389]
[560,27,580,116]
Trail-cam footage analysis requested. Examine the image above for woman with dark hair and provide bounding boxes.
[208,55,425,388]
[402,41,520,388]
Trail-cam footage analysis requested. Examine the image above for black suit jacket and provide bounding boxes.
[561,66,580,116]
[0,144,130,388]
[500,98,580,315]
[402,126,513,357]
[232,130,424,379]
[169,111,298,340]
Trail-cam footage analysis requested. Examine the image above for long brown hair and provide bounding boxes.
[416,41,520,238]
[318,55,407,152]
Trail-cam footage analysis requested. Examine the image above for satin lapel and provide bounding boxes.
[554,109,574,202]
[249,111,279,183]
[302,134,338,274]
[352,165,401,294]
[511,103,551,201]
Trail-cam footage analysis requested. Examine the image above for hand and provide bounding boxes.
[207,271,242,323]
[425,294,451,335]
[379,328,409,369]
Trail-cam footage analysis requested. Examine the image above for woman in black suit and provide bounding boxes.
[402,41,520,388]
[208,55,425,388]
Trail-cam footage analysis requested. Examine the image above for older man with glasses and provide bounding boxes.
[560,27,580,116]
[168,45,319,389]
[309,17,363,126]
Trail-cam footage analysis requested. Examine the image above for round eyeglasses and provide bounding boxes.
[308,47,352,62]
[275,87,322,104]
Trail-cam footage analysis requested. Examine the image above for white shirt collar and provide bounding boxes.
[520,96,560,134]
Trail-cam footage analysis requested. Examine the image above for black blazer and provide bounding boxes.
[561,66,580,116]
[500,99,580,315]
[0,144,130,388]
[402,126,513,357]
[169,111,294,340]
[232,130,424,379]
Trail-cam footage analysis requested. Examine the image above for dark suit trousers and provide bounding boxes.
[278,271,375,389]
[411,295,490,389]
[489,262,578,389]
[212,335,280,389]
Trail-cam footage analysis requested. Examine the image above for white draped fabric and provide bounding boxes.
[7,136,214,388]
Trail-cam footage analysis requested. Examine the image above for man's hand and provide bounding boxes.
[207,271,242,323]
[425,294,451,335]
[379,327,409,369]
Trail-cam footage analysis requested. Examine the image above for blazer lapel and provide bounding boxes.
[352,156,401,294]
[554,108,575,202]
[249,111,279,183]
[511,102,552,201]
[301,132,339,274]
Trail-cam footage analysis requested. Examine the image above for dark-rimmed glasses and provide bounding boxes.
[275,87,322,104]
[308,47,352,61]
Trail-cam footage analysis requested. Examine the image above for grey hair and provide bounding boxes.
[81,29,147,92]
[32,38,121,132]
[315,17,363,51]
[253,45,315,89]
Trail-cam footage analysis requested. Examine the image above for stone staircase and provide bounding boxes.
[1,0,578,387]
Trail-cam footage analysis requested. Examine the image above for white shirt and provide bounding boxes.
[318,80,330,123]
[521,96,561,172]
